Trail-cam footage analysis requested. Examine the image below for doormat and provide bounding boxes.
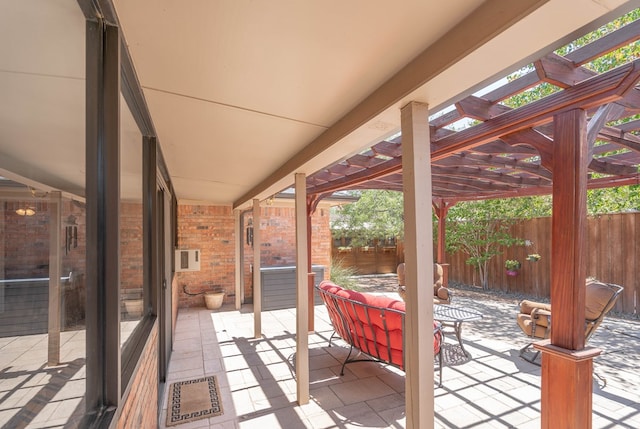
[167,376,223,426]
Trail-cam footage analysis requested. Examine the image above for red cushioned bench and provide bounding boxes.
[316,280,444,386]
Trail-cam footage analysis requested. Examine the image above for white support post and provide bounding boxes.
[0,202,4,313]
[401,101,435,428]
[48,191,62,366]
[295,173,310,405]
[252,199,262,338]
[234,209,242,310]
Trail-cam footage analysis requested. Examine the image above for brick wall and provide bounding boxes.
[176,205,236,307]
[176,203,331,308]
[311,206,332,274]
[1,200,86,280]
[2,201,50,279]
[117,323,159,428]
[120,201,144,295]
[242,206,331,298]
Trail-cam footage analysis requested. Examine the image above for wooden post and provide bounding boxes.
[434,198,452,287]
[253,199,262,338]
[401,101,435,428]
[48,191,62,366]
[234,209,242,310]
[295,173,310,405]
[535,341,600,429]
[536,108,596,428]
[307,196,315,332]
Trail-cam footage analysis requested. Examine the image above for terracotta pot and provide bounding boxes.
[204,292,225,310]
[124,299,144,317]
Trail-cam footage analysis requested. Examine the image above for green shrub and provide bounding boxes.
[330,259,359,290]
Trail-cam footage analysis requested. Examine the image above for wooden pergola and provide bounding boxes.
[304,19,640,428]
[307,19,640,202]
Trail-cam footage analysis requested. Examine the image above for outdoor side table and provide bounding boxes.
[433,304,483,357]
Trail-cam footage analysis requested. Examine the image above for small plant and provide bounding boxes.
[330,259,360,290]
[505,259,521,271]
[526,253,541,262]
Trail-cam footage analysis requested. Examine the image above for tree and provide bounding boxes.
[330,190,404,247]
[446,199,526,290]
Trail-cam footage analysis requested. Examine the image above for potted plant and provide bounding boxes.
[526,253,541,262]
[505,259,521,276]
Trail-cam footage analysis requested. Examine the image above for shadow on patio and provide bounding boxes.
[162,284,640,429]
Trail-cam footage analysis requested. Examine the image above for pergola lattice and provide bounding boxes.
[306,19,640,204]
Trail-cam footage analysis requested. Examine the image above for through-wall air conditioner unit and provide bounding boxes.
[175,249,201,272]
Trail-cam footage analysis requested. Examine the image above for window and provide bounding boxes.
[120,99,146,351]
[0,1,87,426]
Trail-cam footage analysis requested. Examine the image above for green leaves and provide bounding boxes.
[587,185,640,215]
[330,190,404,247]
[445,199,527,289]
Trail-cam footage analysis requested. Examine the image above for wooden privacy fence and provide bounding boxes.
[446,212,640,316]
[332,241,401,275]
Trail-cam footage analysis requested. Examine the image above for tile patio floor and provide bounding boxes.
[161,289,640,429]
[0,329,86,427]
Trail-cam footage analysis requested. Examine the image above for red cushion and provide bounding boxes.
[319,281,343,295]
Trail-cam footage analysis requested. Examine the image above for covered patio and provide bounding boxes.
[2,1,640,427]
[161,284,640,428]
[292,10,640,427]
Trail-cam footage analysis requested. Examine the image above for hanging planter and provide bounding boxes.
[526,253,541,262]
[505,259,521,277]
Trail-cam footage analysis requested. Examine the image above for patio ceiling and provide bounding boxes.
[111,0,640,208]
[2,1,640,208]
[306,18,640,203]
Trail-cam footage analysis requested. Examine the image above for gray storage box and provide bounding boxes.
[260,265,325,311]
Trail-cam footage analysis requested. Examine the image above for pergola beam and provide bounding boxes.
[433,176,516,192]
[535,52,597,88]
[438,153,553,179]
[565,18,640,66]
[309,157,402,195]
[431,60,640,160]
[432,165,549,186]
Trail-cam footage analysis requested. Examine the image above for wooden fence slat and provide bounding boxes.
[620,213,635,314]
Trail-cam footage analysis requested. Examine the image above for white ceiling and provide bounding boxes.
[1,0,638,207]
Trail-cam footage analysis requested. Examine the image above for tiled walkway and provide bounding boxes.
[161,290,640,429]
[0,330,86,427]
